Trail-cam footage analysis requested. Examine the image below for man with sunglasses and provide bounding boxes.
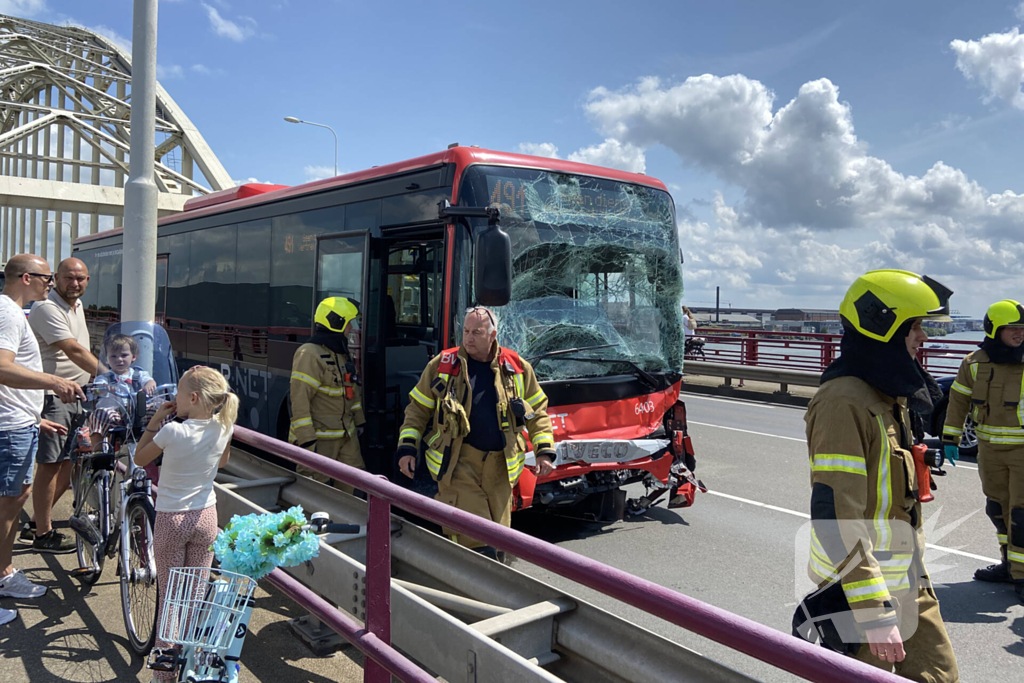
[23,258,99,553]
[0,255,84,626]
[396,307,556,557]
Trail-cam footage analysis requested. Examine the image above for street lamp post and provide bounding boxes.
[284,116,338,177]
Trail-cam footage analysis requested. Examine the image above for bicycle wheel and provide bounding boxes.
[73,472,108,585]
[120,498,158,655]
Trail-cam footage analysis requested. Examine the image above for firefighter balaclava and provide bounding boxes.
[980,299,1024,364]
[310,297,359,354]
[822,270,952,408]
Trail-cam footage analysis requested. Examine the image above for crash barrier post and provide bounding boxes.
[233,426,907,683]
[696,328,974,375]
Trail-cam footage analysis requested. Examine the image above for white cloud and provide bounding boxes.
[950,28,1024,110]
[567,138,646,174]
[0,0,47,17]
[516,142,560,158]
[1017,2,1024,21]
[191,64,225,76]
[233,177,276,186]
[567,73,1024,313]
[156,64,184,80]
[201,3,256,42]
[304,165,335,182]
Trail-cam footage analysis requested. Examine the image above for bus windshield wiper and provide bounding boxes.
[538,355,659,391]
[527,344,619,364]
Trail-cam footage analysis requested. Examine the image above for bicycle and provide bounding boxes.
[68,378,178,656]
[148,513,360,682]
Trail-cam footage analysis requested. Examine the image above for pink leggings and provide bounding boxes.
[153,505,219,680]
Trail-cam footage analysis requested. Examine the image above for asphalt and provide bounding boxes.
[0,497,365,683]
[512,392,1023,683]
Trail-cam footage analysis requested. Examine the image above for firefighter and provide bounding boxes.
[795,270,959,682]
[289,297,365,495]
[396,307,556,555]
[942,299,1024,600]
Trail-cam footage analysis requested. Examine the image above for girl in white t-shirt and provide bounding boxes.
[135,366,238,680]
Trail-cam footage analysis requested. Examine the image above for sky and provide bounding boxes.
[6,0,1024,317]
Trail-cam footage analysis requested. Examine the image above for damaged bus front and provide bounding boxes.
[458,165,703,520]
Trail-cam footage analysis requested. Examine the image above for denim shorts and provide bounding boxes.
[0,425,39,497]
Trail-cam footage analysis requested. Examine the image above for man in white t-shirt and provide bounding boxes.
[0,255,84,626]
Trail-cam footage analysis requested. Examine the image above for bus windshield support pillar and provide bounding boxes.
[121,0,159,325]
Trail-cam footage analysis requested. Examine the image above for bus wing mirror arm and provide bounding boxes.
[437,200,500,224]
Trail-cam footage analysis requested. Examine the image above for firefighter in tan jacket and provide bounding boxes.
[943,299,1024,600]
[397,307,556,554]
[289,297,365,495]
[794,270,958,683]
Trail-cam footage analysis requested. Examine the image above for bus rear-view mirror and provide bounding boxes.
[474,223,512,306]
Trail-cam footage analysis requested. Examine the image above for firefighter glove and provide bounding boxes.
[942,443,959,466]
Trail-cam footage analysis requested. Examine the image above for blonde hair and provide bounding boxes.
[182,366,239,432]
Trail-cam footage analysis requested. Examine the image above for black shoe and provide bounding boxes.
[17,522,35,543]
[32,529,76,554]
[974,561,1014,583]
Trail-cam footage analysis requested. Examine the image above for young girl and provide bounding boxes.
[135,366,238,680]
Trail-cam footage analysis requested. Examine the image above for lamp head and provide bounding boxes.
[283,116,301,123]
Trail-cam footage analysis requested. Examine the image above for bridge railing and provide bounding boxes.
[691,328,975,377]
[232,426,906,683]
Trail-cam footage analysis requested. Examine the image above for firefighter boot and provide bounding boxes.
[975,546,1013,583]
[1015,582,1024,605]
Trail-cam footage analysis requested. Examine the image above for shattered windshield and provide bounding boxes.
[459,166,684,381]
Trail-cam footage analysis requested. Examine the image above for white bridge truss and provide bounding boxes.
[0,13,233,266]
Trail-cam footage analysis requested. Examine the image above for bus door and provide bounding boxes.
[313,230,370,452]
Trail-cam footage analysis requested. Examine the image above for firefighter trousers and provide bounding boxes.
[977,443,1024,579]
[436,443,512,549]
[297,436,364,495]
[852,583,959,683]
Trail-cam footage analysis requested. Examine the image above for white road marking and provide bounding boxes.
[689,420,980,470]
[706,490,999,564]
[689,420,806,442]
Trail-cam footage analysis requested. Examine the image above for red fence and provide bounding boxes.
[691,328,976,377]
[232,426,906,683]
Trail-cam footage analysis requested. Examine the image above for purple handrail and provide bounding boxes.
[233,426,906,683]
[267,568,434,683]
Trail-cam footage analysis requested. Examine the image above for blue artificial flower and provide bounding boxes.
[213,507,321,579]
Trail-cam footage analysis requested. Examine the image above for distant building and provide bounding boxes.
[774,308,840,322]
[693,313,762,328]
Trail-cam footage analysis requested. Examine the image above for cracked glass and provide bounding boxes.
[459,166,684,381]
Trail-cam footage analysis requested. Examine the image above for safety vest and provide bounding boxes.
[400,345,554,484]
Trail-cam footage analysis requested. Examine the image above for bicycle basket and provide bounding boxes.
[158,567,257,650]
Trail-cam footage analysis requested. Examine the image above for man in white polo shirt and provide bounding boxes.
[25,258,100,553]
[0,254,83,626]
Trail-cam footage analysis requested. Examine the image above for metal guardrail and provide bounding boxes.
[231,426,906,683]
[693,327,974,376]
[684,359,821,393]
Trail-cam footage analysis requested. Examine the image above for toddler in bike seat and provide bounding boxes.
[100,334,157,396]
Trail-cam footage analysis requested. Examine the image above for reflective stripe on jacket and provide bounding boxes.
[943,349,1024,446]
[289,343,365,445]
[805,376,924,627]
[398,344,555,484]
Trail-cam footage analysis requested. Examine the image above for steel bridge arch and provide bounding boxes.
[0,13,233,266]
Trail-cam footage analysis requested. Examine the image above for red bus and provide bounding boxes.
[73,146,699,519]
